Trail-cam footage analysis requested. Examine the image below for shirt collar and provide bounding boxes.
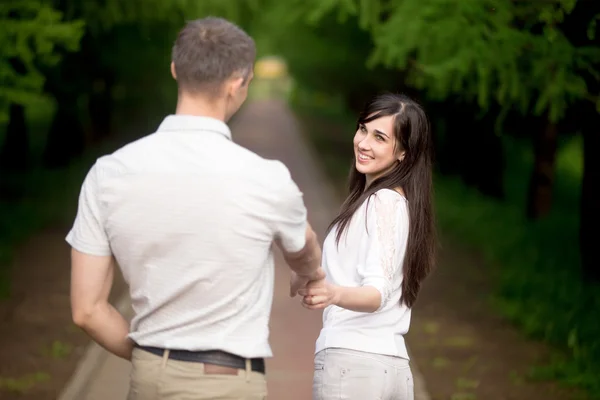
[156,115,232,140]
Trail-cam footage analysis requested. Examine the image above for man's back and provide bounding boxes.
[67,115,307,358]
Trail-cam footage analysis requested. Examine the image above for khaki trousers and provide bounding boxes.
[127,348,268,400]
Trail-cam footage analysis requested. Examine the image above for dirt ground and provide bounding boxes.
[0,225,126,400]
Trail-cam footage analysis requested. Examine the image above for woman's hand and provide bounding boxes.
[298,280,340,310]
[289,267,326,297]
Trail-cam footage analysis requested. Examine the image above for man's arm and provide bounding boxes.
[269,162,325,294]
[276,223,325,296]
[70,249,133,360]
[278,223,322,278]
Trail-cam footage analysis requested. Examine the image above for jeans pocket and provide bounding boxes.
[339,367,387,400]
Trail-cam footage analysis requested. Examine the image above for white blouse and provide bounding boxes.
[315,188,411,359]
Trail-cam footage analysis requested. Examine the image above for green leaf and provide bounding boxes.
[0,1,84,119]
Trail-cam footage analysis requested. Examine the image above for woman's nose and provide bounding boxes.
[358,137,371,150]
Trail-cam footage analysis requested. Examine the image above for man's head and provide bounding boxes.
[171,17,256,120]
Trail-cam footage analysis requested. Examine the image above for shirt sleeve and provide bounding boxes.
[358,191,409,311]
[270,161,308,253]
[65,163,112,256]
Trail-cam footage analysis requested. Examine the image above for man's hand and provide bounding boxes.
[298,280,340,310]
[289,267,326,297]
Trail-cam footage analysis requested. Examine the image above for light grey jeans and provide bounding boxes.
[313,348,414,400]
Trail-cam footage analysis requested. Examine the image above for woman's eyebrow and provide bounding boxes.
[374,129,389,138]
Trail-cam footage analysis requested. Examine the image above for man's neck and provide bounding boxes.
[175,93,227,122]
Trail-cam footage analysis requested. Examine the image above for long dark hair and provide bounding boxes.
[327,93,436,308]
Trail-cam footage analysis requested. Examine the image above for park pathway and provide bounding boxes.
[57,99,430,400]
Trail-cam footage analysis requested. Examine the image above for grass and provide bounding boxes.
[41,340,73,360]
[0,372,50,395]
[290,87,600,399]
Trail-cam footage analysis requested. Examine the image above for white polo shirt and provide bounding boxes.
[66,115,308,359]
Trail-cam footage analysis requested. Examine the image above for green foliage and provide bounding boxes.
[269,0,600,122]
[56,0,260,35]
[41,340,72,359]
[252,2,367,89]
[251,1,407,114]
[0,0,262,124]
[0,0,84,123]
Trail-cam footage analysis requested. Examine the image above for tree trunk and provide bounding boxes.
[0,103,30,171]
[526,116,558,219]
[41,45,88,168]
[88,72,115,142]
[435,101,505,199]
[1,55,30,172]
[42,96,86,169]
[84,30,115,143]
[464,110,505,199]
[580,108,600,282]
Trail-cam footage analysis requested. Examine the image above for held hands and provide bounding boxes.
[289,266,339,310]
[289,267,326,298]
[298,280,339,310]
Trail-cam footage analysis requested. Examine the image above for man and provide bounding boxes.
[67,17,324,399]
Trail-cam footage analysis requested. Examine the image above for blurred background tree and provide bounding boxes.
[1,0,260,171]
[0,0,84,171]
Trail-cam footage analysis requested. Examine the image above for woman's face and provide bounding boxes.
[353,115,404,184]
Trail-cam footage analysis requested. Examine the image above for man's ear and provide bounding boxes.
[170,61,177,80]
[226,76,245,97]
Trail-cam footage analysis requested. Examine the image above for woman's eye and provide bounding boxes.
[360,125,367,133]
[376,134,384,141]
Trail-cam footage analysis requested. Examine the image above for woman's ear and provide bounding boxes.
[397,151,406,162]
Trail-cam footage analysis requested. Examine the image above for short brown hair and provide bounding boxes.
[172,17,256,95]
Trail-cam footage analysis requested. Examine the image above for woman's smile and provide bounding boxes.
[356,151,374,164]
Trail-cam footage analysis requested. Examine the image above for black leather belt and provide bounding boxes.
[136,345,266,374]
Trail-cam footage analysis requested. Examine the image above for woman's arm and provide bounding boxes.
[298,281,382,313]
[301,191,409,313]
[333,285,381,313]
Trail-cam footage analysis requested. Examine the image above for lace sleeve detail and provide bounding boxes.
[358,190,406,311]
[374,192,401,283]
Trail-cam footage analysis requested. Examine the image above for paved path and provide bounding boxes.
[59,99,429,400]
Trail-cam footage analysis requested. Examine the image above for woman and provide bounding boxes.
[299,93,436,400]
